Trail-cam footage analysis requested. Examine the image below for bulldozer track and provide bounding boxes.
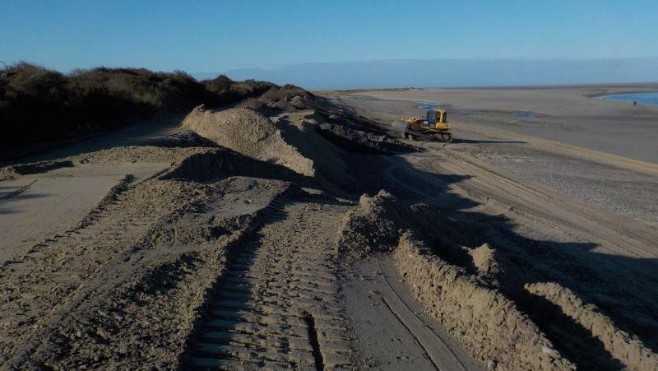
[0,182,177,361]
[189,199,352,370]
[375,261,468,371]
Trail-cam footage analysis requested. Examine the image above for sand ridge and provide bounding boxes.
[181,105,316,177]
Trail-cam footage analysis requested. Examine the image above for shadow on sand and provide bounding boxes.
[339,147,657,370]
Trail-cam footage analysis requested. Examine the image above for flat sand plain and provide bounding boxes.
[341,84,658,163]
[331,85,658,225]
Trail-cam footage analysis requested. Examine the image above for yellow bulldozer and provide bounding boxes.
[392,108,453,142]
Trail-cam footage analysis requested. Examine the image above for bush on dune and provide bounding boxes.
[69,68,209,112]
[0,63,301,149]
[202,75,275,105]
[1,63,73,144]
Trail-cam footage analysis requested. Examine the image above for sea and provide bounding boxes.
[599,91,658,106]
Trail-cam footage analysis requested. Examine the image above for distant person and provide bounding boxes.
[633,101,637,105]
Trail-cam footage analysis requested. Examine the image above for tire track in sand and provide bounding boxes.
[189,197,352,370]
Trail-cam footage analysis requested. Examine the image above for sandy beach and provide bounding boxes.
[337,84,658,163]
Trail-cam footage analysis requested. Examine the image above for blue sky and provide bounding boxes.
[2,1,658,88]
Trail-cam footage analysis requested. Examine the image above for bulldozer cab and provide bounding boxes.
[426,109,449,131]
[426,109,446,124]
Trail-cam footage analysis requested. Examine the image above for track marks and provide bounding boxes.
[376,261,469,371]
[189,199,352,369]
[0,179,199,360]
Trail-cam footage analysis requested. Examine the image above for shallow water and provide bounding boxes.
[513,111,537,119]
[417,102,439,110]
[600,91,658,106]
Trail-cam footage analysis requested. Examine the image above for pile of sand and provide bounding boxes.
[271,112,350,193]
[316,123,414,154]
[239,85,314,111]
[338,191,576,369]
[395,232,574,370]
[338,190,405,255]
[181,106,315,177]
[338,191,469,256]
[0,160,74,181]
[468,243,502,279]
[526,282,658,370]
[160,148,306,185]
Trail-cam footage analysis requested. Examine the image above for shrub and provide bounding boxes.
[0,63,284,149]
[202,75,275,105]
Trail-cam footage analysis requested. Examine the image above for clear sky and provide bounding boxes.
[2,1,658,88]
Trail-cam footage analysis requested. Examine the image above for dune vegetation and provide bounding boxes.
[0,63,281,149]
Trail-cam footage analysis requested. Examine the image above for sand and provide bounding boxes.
[0,174,123,264]
[181,106,316,176]
[1,86,657,370]
[334,87,658,226]
[349,85,658,163]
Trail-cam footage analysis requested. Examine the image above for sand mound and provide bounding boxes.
[338,190,405,255]
[469,243,501,277]
[338,191,472,256]
[0,160,74,181]
[316,123,414,154]
[181,106,315,176]
[526,282,658,370]
[338,192,578,369]
[161,148,307,184]
[239,84,314,111]
[271,112,351,194]
[395,232,575,370]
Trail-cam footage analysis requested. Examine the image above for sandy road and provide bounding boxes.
[0,177,178,363]
[342,257,480,371]
[188,189,481,370]
[0,114,188,265]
